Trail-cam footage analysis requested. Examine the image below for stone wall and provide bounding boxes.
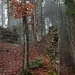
[0,27,19,43]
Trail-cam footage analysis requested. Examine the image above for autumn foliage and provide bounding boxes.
[9,0,35,18]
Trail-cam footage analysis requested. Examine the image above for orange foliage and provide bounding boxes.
[9,0,35,19]
[31,68,48,75]
[30,56,57,75]
[41,57,50,67]
[30,57,51,75]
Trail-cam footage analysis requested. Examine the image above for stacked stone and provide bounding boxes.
[0,26,19,43]
[45,26,59,70]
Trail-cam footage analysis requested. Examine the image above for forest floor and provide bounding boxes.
[0,42,74,75]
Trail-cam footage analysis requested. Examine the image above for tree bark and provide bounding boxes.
[23,16,29,75]
[36,0,42,41]
[2,0,3,27]
[22,0,29,74]
[7,0,10,28]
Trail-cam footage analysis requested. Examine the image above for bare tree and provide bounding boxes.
[1,0,3,27]
[7,0,10,27]
[36,0,42,41]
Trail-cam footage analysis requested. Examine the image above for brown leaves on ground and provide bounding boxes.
[0,42,39,75]
[30,57,56,75]
[0,42,56,75]
[0,42,73,75]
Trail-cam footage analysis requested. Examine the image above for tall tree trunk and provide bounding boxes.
[22,0,29,74]
[23,16,29,75]
[36,0,42,41]
[31,14,35,43]
[34,0,38,44]
[7,0,10,28]
[30,0,39,44]
[2,0,3,27]
[31,12,37,44]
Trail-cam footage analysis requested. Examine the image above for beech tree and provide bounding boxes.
[9,0,35,74]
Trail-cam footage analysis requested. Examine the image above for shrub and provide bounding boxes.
[30,59,43,68]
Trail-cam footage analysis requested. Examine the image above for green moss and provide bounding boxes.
[30,59,43,68]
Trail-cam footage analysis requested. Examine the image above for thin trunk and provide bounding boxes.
[23,16,29,74]
[34,0,38,44]
[31,12,37,44]
[7,0,10,28]
[2,0,3,27]
[36,0,42,41]
[31,14,35,43]
[22,0,29,74]
[55,1,60,75]
[31,0,39,44]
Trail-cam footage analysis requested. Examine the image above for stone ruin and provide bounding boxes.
[0,26,19,43]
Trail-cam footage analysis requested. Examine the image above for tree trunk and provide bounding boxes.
[36,0,42,41]
[7,0,10,28]
[23,16,29,74]
[2,0,3,27]
[31,14,35,43]
[22,0,29,74]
